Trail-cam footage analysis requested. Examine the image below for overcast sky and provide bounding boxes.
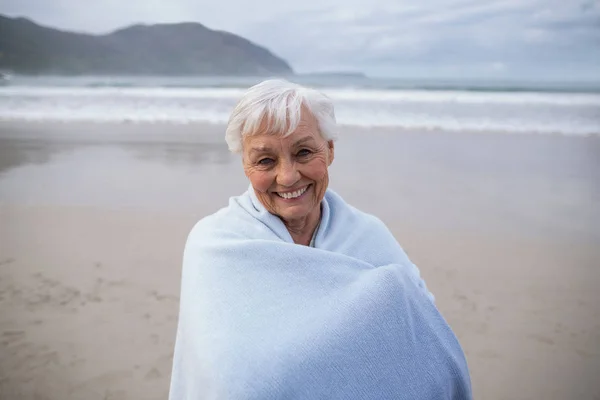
[2,0,599,79]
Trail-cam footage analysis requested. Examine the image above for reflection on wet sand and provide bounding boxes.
[0,121,236,176]
[0,137,233,176]
[0,138,73,175]
[130,141,232,166]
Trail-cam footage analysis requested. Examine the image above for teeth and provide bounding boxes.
[278,186,308,199]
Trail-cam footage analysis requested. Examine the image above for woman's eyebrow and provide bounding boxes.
[293,137,316,146]
[249,145,271,154]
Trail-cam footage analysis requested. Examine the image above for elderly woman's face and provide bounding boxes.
[242,109,334,223]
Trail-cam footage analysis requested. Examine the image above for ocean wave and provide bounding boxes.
[2,86,600,106]
[1,110,598,136]
[8,74,600,93]
[2,82,598,136]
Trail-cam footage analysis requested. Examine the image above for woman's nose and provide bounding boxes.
[276,159,300,187]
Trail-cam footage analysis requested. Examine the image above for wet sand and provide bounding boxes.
[1,121,599,399]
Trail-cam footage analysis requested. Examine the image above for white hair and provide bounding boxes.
[225,79,338,153]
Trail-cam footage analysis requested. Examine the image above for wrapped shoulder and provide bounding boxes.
[342,206,435,303]
[186,206,264,244]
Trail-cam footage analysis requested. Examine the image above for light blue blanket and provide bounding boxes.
[169,186,472,399]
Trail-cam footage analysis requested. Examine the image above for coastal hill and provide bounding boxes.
[0,14,293,75]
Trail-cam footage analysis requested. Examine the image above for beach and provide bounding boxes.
[1,121,599,399]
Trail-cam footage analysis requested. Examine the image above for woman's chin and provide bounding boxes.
[276,204,311,221]
[275,198,316,222]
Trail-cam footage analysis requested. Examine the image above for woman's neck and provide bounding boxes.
[282,205,321,246]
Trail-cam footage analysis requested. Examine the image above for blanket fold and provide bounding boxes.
[169,186,472,399]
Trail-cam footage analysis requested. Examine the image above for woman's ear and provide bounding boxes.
[327,140,335,166]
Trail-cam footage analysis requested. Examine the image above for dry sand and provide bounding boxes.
[0,121,599,399]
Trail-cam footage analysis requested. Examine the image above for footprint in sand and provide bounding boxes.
[151,334,160,344]
[148,290,178,302]
[2,330,25,342]
[528,333,555,345]
[145,367,162,380]
[0,258,15,266]
[0,330,25,346]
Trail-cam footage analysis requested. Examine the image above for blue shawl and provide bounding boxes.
[169,186,472,399]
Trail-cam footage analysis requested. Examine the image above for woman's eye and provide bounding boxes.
[258,158,274,166]
[297,149,312,157]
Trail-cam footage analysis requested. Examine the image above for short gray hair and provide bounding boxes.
[225,79,338,153]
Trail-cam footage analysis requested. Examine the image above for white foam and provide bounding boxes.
[1,86,599,136]
[326,89,600,106]
[2,86,600,106]
[0,86,247,99]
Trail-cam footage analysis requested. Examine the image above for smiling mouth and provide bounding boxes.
[275,185,310,200]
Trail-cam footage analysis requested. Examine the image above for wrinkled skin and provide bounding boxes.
[242,109,334,245]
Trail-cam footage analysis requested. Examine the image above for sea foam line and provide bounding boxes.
[2,86,600,106]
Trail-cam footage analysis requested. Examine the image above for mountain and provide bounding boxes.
[0,15,293,76]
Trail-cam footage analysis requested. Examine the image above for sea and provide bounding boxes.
[1,75,599,136]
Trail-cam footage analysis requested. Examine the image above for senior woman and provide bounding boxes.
[169,79,472,399]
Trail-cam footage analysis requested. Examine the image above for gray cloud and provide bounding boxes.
[1,0,599,79]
